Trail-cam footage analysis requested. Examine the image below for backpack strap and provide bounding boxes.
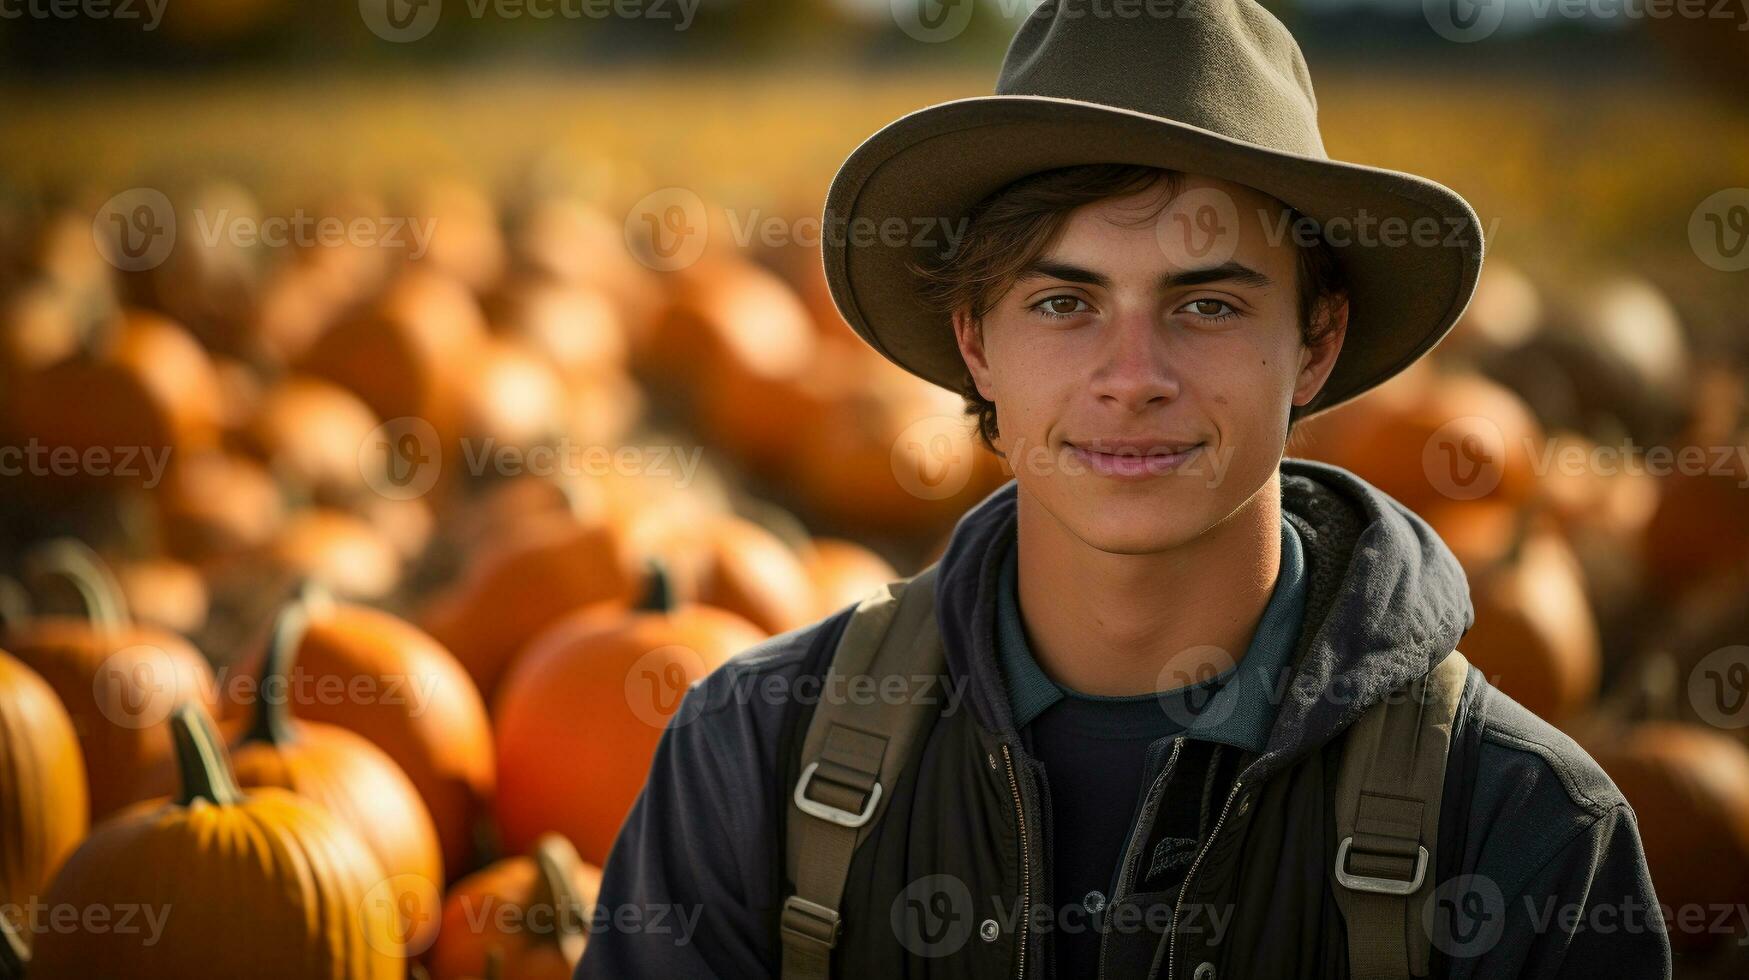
[1333,650,1470,980]
[781,565,945,980]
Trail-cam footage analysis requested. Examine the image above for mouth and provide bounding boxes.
[1064,440,1206,479]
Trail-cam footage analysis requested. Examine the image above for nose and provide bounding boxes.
[1089,307,1179,413]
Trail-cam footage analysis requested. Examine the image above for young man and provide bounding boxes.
[579,2,1669,977]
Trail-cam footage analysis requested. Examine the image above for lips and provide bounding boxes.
[1064,439,1205,478]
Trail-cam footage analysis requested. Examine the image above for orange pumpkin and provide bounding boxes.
[0,278,111,384]
[691,334,851,479]
[242,375,384,503]
[420,510,645,704]
[428,834,602,980]
[252,246,373,369]
[454,336,568,450]
[154,450,286,563]
[257,509,404,602]
[445,474,604,561]
[511,198,664,348]
[10,310,222,491]
[225,593,493,875]
[1456,518,1601,723]
[4,540,217,820]
[802,537,899,617]
[636,515,817,636]
[486,277,628,383]
[493,598,766,863]
[298,268,487,454]
[642,255,816,390]
[225,603,446,954]
[1642,444,1749,600]
[0,649,88,928]
[109,556,209,638]
[28,704,403,978]
[1589,723,1749,949]
[790,351,1008,535]
[1293,367,1543,514]
[406,178,506,295]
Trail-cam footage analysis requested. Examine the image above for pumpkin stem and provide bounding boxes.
[0,575,31,634]
[482,948,504,980]
[0,912,27,978]
[296,577,336,620]
[170,703,245,808]
[532,833,588,965]
[636,559,673,613]
[24,539,129,638]
[243,601,311,748]
[554,476,596,524]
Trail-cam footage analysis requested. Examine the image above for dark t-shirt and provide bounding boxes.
[1025,677,1229,972]
[994,518,1306,977]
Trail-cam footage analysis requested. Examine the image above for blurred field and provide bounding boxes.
[3,59,1749,977]
[3,66,1747,323]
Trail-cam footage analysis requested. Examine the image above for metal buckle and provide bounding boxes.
[1333,837,1427,896]
[781,895,842,949]
[793,761,881,828]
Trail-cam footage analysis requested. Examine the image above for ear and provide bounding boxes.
[951,306,998,402]
[1291,292,1350,408]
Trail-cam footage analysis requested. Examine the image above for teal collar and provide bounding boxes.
[995,515,1307,753]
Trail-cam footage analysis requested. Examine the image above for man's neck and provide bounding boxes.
[1013,472,1284,696]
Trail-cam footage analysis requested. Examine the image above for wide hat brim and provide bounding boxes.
[821,95,1486,419]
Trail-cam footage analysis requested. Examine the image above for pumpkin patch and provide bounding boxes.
[25,704,405,979]
[0,142,1741,972]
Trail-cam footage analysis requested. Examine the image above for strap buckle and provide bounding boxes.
[1334,837,1427,896]
[793,761,882,828]
[781,895,842,949]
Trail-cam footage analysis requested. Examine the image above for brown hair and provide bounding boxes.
[909,164,1348,455]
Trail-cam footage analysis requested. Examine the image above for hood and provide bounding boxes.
[931,457,1475,773]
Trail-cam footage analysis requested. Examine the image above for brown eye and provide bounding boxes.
[1033,296,1089,319]
[1184,299,1236,319]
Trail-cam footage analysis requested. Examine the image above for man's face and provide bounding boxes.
[953,173,1346,555]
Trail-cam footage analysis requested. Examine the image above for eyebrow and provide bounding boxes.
[1016,259,1276,291]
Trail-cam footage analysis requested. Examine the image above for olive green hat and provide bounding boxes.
[821,0,1486,416]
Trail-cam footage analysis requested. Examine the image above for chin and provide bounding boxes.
[1057,486,1214,555]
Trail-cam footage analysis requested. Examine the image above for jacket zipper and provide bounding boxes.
[1001,743,1030,980]
[1099,738,1185,980]
[1165,759,1264,979]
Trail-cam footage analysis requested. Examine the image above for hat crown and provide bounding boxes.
[997,0,1327,159]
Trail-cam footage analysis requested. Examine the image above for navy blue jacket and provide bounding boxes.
[577,460,1670,978]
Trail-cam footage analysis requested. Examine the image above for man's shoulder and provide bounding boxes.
[1452,667,1637,902]
[1462,670,1625,820]
[686,602,859,726]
